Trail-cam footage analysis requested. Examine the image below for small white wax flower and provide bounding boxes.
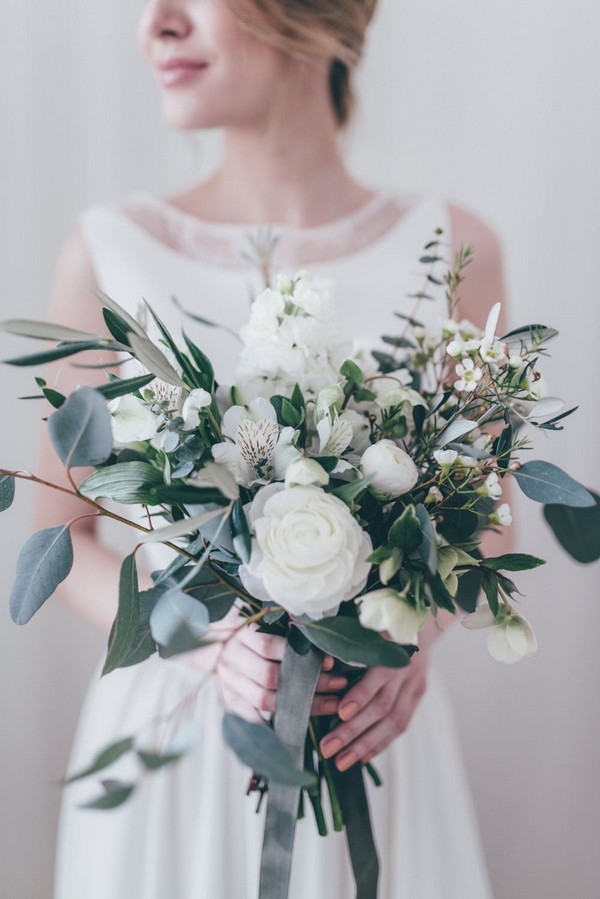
[425,485,444,504]
[361,440,419,498]
[433,449,459,470]
[357,589,428,645]
[108,395,160,445]
[488,503,512,526]
[477,472,503,499]
[285,458,329,488]
[181,388,212,430]
[454,358,483,393]
[479,338,508,369]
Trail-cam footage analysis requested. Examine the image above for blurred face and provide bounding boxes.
[137,0,295,130]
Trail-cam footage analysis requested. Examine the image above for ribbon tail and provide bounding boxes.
[332,763,380,899]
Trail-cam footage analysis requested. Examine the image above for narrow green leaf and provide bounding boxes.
[0,475,15,512]
[543,491,600,564]
[140,508,226,543]
[0,319,103,342]
[81,780,135,810]
[388,504,422,551]
[48,386,113,469]
[10,525,74,624]
[298,617,414,668]
[143,299,203,388]
[513,461,595,508]
[79,462,164,504]
[330,474,374,505]
[454,567,483,613]
[483,553,546,572]
[66,737,134,783]
[501,324,559,353]
[103,554,141,676]
[128,333,187,390]
[43,387,66,408]
[149,484,231,506]
[150,590,210,657]
[137,749,183,770]
[102,307,132,347]
[95,373,155,401]
[94,289,146,339]
[223,714,315,787]
[481,571,500,617]
[182,331,215,390]
[4,341,108,366]
[231,498,251,564]
[415,504,437,574]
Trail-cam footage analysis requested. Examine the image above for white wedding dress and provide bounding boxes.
[54,188,494,899]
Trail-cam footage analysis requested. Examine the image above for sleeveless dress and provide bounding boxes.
[54,188,495,899]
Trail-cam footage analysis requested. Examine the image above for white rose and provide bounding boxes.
[357,588,428,645]
[285,458,329,488]
[239,484,372,618]
[360,440,418,498]
[108,394,160,445]
[181,388,212,430]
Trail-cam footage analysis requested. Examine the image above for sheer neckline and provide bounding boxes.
[116,188,422,271]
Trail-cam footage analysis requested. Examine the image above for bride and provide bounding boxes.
[38,0,506,896]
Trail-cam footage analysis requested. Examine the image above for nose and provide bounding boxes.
[138,0,192,51]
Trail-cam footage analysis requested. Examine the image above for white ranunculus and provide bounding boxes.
[285,458,329,488]
[108,394,160,445]
[357,588,428,645]
[181,388,212,430]
[360,440,418,498]
[239,484,372,618]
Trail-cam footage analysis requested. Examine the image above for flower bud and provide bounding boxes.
[284,458,329,488]
[360,440,418,498]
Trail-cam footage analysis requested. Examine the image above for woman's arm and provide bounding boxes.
[319,203,510,769]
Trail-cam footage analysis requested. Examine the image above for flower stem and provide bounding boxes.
[310,718,345,832]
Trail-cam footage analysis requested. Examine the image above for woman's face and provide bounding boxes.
[137,0,292,130]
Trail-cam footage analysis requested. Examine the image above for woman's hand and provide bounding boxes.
[319,648,430,771]
[181,607,349,723]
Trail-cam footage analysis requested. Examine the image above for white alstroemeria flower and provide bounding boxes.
[462,605,537,663]
[317,414,354,458]
[357,589,428,645]
[239,483,372,618]
[447,337,481,358]
[454,358,483,393]
[361,440,419,498]
[425,485,444,504]
[433,449,459,471]
[477,472,503,499]
[285,458,329,488]
[181,388,212,430]
[488,502,512,526]
[212,399,300,487]
[108,394,161,445]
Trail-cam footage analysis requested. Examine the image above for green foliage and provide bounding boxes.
[340,359,364,388]
[102,308,132,346]
[9,525,74,625]
[66,737,134,783]
[501,324,559,353]
[95,373,155,401]
[144,300,204,389]
[137,749,183,770]
[483,554,546,572]
[481,571,500,617]
[150,590,210,657]
[0,475,15,512]
[150,483,232,506]
[128,333,187,390]
[388,505,422,551]
[103,554,142,676]
[231,499,252,564]
[453,567,483,613]
[79,462,164,504]
[415,504,437,573]
[298,617,415,667]
[543,491,600,563]
[182,331,215,391]
[222,714,315,787]
[4,340,111,367]
[0,318,103,342]
[81,780,135,810]
[48,387,113,469]
[330,475,374,505]
[513,461,594,508]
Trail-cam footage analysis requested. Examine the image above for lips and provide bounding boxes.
[157,59,209,87]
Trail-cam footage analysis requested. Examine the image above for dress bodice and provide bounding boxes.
[77,188,452,385]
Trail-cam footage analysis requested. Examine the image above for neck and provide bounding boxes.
[188,65,371,227]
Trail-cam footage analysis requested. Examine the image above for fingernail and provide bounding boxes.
[328,677,348,691]
[321,738,342,759]
[337,752,357,772]
[322,656,334,671]
[323,698,339,714]
[339,702,359,721]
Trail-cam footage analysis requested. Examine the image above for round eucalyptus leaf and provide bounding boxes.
[513,461,595,508]
[222,714,315,787]
[10,525,74,624]
[48,386,113,468]
[0,475,15,512]
[150,590,210,657]
[544,492,600,563]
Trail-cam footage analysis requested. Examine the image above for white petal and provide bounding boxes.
[486,626,523,663]
[484,303,501,342]
[461,604,497,630]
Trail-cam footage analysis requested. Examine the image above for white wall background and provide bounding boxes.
[1,1,598,897]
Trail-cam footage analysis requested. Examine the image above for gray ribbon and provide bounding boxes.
[332,763,380,898]
[258,643,324,899]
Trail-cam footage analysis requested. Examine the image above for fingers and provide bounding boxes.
[239,626,286,662]
[217,660,278,714]
[320,678,401,761]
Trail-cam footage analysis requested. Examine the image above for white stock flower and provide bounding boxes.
[108,394,161,445]
[454,358,483,392]
[285,458,329,488]
[462,605,537,663]
[488,502,512,526]
[211,399,300,487]
[239,484,372,618]
[181,388,212,430]
[361,440,419,498]
[357,589,428,645]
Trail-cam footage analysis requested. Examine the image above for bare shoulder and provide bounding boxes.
[447,202,508,329]
[48,225,104,331]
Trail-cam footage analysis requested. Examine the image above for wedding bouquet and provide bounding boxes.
[1,233,597,899]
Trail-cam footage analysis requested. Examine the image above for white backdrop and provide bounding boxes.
[1,1,599,897]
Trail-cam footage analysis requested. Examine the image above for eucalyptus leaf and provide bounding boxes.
[140,508,227,543]
[10,525,74,624]
[4,340,110,367]
[415,504,437,574]
[543,492,600,563]
[81,780,135,810]
[435,418,478,447]
[526,397,565,421]
[128,333,187,390]
[388,504,422,551]
[48,386,113,469]
[114,587,159,668]
[137,749,183,770]
[501,324,559,353]
[298,617,414,668]
[0,475,15,512]
[150,590,210,657]
[103,554,141,676]
[79,462,163,505]
[0,319,104,342]
[513,461,595,508]
[222,714,315,787]
[231,499,251,564]
[93,288,147,339]
[66,737,134,784]
[143,299,202,389]
[95,373,155,401]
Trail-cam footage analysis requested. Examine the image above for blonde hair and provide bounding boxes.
[222,0,379,127]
